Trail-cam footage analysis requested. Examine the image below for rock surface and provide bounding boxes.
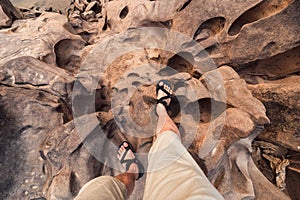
[0,0,21,28]
[249,76,300,152]
[0,12,85,69]
[0,86,63,199]
[0,0,299,200]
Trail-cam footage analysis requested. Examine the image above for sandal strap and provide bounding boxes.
[156,83,172,98]
[156,80,173,111]
[157,98,170,110]
[118,141,144,180]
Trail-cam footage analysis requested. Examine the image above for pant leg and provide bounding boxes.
[75,176,127,200]
[143,131,224,200]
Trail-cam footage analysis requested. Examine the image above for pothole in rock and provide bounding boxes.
[228,0,294,36]
[193,17,226,42]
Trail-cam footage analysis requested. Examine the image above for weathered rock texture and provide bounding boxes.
[0,0,21,28]
[0,0,299,199]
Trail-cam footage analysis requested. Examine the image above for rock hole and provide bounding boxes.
[228,0,294,36]
[193,17,226,41]
[132,81,142,87]
[70,171,81,196]
[160,19,173,29]
[198,98,227,122]
[127,72,140,78]
[205,44,217,55]
[54,39,83,73]
[102,16,110,30]
[167,51,195,75]
[39,151,47,160]
[261,41,277,55]
[119,6,129,19]
[79,31,91,43]
[158,66,178,76]
[177,0,192,12]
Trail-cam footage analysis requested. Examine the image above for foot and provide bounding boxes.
[156,80,173,114]
[117,141,144,180]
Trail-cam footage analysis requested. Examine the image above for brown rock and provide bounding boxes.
[0,56,74,99]
[172,0,300,68]
[0,12,84,67]
[104,0,186,33]
[0,0,21,28]
[238,46,300,84]
[195,108,255,164]
[248,75,300,152]
[40,111,150,199]
[0,86,64,199]
[201,66,270,125]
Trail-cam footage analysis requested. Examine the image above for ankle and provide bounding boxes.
[156,103,167,116]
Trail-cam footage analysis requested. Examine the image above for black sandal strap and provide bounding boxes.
[156,80,173,111]
[118,141,144,180]
[156,80,172,98]
[157,99,170,110]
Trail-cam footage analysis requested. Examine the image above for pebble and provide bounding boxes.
[24,190,29,196]
[31,185,38,190]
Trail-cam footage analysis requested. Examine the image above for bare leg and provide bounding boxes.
[156,104,180,138]
[116,142,139,198]
[115,172,136,198]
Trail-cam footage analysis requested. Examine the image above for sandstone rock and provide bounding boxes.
[10,0,71,14]
[209,126,290,200]
[248,75,300,152]
[0,12,85,68]
[67,0,103,43]
[200,66,270,124]
[19,6,63,19]
[0,56,74,100]
[238,46,300,84]
[0,0,21,28]
[104,0,187,33]
[41,113,103,199]
[0,86,64,199]
[1,0,297,199]
[172,0,300,68]
[195,108,255,164]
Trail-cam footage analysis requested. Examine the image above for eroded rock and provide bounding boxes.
[0,0,298,199]
[172,0,300,68]
[200,66,270,124]
[0,12,85,68]
[0,0,21,28]
[248,75,300,152]
[0,86,64,199]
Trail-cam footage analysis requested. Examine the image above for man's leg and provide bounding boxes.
[143,80,224,200]
[115,142,140,197]
[75,142,141,200]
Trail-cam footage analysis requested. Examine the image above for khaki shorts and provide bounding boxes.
[74,176,127,200]
[75,131,223,200]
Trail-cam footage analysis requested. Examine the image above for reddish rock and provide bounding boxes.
[0,0,21,28]
[248,75,300,152]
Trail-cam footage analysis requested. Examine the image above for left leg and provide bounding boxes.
[75,142,143,200]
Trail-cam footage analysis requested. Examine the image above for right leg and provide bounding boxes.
[143,80,224,200]
[155,80,180,139]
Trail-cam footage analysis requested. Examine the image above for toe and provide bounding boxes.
[118,148,122,155]
[120,145,125,151]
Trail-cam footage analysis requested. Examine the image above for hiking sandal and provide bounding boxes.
[118,141,144,180]
[156,80,173,111]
